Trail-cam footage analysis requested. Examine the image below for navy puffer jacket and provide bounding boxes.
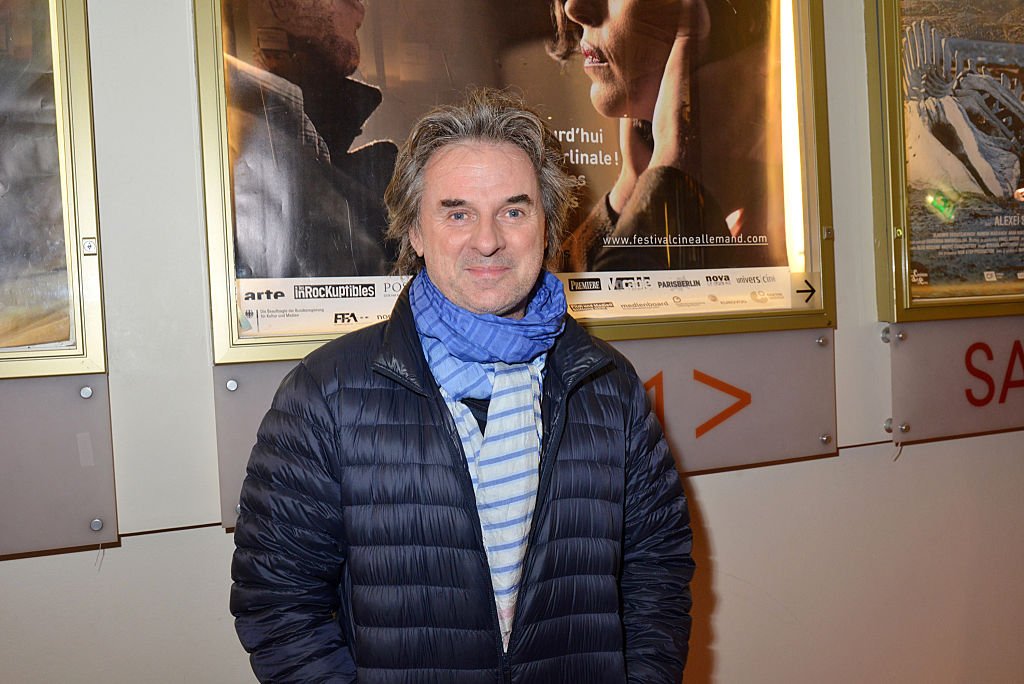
[231,291,694,682]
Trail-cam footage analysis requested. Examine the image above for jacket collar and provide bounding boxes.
[224,55,382,163]
[372,280,612,397]
[371,285,433,396]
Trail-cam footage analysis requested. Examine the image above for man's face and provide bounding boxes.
[410,141,546,320]
[268,0,365,76]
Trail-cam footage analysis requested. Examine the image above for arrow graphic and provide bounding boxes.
[797,279,817,303]
[693,370,752,438]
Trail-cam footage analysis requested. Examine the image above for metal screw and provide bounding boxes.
[82,238,98,255]
[884,418,893,433]
[819,434,833,445]
[816,336,828,347]
[896,330,907,341]
[226,379,239,392]
[823,226,834,240]
[90,518,104,532]
[80,386,93,399]
[895,228,905,238]
[899,423,910,433]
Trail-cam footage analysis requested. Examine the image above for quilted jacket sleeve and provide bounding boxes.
[620,371,695,682]
[230,361,355,683]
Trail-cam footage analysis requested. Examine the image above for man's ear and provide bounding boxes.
[409,224,424,257]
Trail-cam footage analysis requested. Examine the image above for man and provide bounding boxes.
[224,0,396,278]
[231,88,694,682]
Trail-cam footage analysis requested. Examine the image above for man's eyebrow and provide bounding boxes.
[438,195,532,208]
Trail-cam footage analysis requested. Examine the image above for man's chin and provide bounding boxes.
[461,296,527,320]
[319,40,359,78]
[340,45,359,77]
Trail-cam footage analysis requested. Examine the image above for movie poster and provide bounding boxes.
[219,0,800,338]
[901,0,1024,299]
[0,0,73,350]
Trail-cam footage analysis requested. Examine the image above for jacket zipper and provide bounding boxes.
[375,362,509,671]
[430,386,509,676]
[504,356,612,661]
[391,353,611,681]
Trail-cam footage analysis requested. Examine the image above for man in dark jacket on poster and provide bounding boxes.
[230,88,695,683]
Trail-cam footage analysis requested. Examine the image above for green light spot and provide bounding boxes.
[925,190,956,222]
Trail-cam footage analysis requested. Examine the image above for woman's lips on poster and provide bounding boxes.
[580,41,608,67]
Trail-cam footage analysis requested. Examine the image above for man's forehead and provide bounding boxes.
[424,140,535,170]
[422,142,539,198]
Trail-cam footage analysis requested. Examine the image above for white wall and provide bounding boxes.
[89,0,221,533]
[685,435,1024,683]
[0,526,252,683]
[1,0,1022,682]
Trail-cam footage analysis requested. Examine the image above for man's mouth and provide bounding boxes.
[467,266,509,277]
[579,41,608,67]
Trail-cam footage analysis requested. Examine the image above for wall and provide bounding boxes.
[0,1,1022,682]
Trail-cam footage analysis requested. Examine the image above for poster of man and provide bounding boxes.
[900,0,1024,299]
[222,0,397,279]
[215,0,803,339]
[0,0,73,350]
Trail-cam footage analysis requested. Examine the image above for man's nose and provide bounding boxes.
[469,216,504,256]
[563,0,604,27]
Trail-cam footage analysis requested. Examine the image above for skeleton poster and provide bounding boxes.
[0,0,72,350]
[901,0,1024,299]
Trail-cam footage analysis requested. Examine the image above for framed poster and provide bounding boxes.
[868,0,1024,321]
[195,0,835,363]
[0,0,104,378]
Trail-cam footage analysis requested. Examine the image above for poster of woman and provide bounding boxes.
[549,0,787,272]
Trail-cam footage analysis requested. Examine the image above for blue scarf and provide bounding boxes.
[411,268,564,650]
[410,269,566,367]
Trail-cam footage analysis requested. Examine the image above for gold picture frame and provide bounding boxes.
[867,0,1024,322]
[0,0,105,378]
[195,0,836,364]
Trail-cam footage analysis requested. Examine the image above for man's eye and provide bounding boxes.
[507,208,523,218]
[449,211,468,221]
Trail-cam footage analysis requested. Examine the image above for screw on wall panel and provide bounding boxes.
[82,238,98,255]
[226,379,239,392]
[823,226,834,240]
[884,418,893,433]
[895,330,907,341]
[819,434,833,445]
[895,228,905,238]
[816,336,828,347]
[80,386,93,399]
[90,518,104,532]
[899,423,910,433]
